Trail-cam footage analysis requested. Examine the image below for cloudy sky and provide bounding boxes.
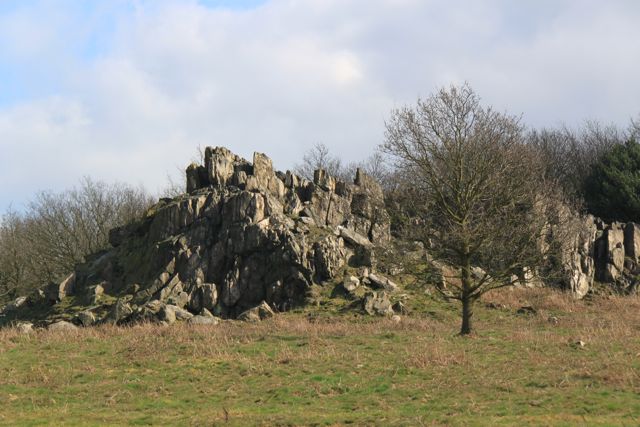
[1,0,640,212]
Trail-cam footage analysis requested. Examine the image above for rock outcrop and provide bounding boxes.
[562,216,640,297]
[1,147,394,327]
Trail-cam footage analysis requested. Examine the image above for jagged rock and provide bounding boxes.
[314,235,346,281]
[76,311,96,327]
[237,301,275,322]
[45,273,76,304]
[85,284,104,305]
[624,223,640,264]
[5,146,394,325]
[562,215,597,299]
[48,321,78,332]
[200,308,214,318]
[159,304,177,324]
[363,291,393,316]
[337,226,373,249]
[596,224,625,282]
[342,276,360,293]
[205,146,236,187]
[103,300,133,325]
[368,273,399,292]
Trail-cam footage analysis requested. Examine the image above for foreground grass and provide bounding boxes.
[1,289,639,426]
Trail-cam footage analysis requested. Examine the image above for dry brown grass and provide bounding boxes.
[1,289,640,425]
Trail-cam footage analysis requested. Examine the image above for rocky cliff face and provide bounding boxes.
[562,216,640,297]
[0,147,392,326]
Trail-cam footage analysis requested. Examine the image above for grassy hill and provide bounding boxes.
[1,287,639,426]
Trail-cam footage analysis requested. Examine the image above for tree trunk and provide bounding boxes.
[460,294,472,335]
[459,251,473,335]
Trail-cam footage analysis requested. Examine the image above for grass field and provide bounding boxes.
[1,288,639,426]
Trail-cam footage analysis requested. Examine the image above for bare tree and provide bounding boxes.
[294,143,347,181]
[527,121,626,205]
[0,178,154,302]
[383,83,552,335]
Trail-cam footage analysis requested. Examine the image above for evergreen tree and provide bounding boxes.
[584,140,640,222]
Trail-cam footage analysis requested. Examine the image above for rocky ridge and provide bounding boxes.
[1,146,638,330]
[0,147,397,328]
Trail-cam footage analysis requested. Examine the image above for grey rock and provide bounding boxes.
[159,305,176,324]
[170,305,194,321]
[48,320,78,332]
[363,291,393,316]
[188,315,221,325]
[342,276,360,293]
[368,273,399,292]
[237,301,275,322]
[337,226,372,249]
[76,311,96,327]
[45,273,76,304]
[103,300,133,325]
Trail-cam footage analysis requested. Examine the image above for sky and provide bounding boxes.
[1,0,640,212]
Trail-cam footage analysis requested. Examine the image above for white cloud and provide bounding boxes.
[1,0,640,211]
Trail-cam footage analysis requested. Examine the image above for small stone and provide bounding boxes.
[342,276,360,293]
[548,316,559,325]
[391,315,401,323]
[188,315,220,325]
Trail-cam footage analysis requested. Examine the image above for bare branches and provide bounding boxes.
[0,179,154,303]
[382,83,551,334]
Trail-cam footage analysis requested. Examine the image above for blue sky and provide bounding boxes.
[1,0,640,212]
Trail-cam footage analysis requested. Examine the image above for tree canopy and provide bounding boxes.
[583,139,640,223]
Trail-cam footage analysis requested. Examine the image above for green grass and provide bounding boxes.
[1,288,639,426]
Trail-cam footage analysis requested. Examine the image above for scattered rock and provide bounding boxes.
[48,320,78,332]
[391,301,409,315]
[171,305,194,321]
[237,301,275,322]
[342,276,360,293]
[363,291,394,316]
[45,273,76,304]
[188,315,220,325]
[368,273,399,292]
[103,300,133,325]
[547,316,559,325]
[391,315,402,323]
[76,311,97,327]
[159,305,177,324]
